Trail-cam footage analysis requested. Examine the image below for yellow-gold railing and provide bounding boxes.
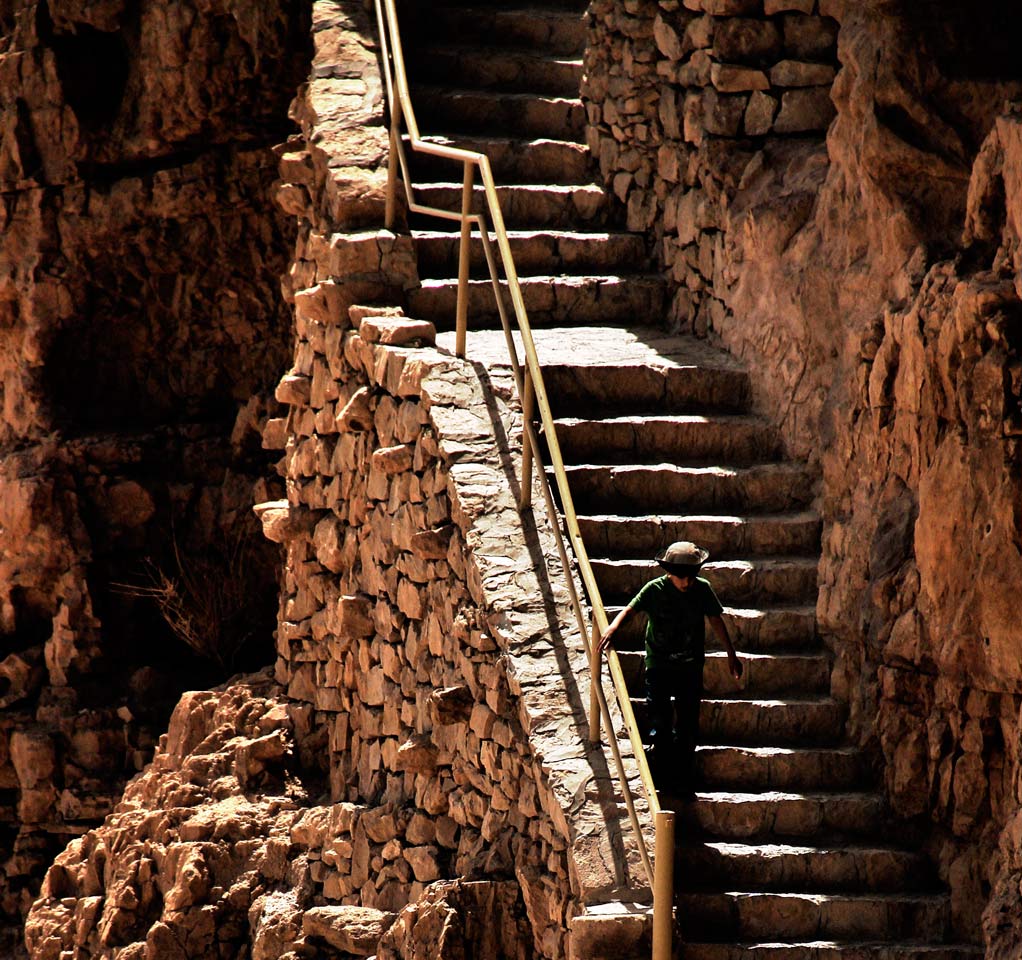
[373,3,673,956]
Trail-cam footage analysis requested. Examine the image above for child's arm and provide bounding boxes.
[597,605,634,655]
[708,614,744,681]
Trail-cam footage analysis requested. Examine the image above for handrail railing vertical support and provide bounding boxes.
[385,99,402,231]
[455,160,475,358]
[520,367,535,510]
[588,624,602,743]
[652,811,675,960]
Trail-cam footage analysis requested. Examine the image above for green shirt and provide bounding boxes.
[628,575,723,668]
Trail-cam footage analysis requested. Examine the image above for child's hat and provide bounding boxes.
[655,540,709,572]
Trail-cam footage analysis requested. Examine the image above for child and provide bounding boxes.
[598,541,743,797]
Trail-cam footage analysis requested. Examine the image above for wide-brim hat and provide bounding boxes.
[655,540,709,573]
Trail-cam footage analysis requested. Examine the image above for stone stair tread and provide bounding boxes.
[409,184,611,230]
[409,276,665,328]
[408,47,583,96]
[596,556,818,608]
[679,890,951,941]
[579,512,821,559]
[410,85,586,139]
[632,698,845,747]
[550,413,781,462]
[681,940,984,959]
[410,136,593,186]
[696,745,870,791]
[677,842,932,893]
[559,462,816,512]
[442,324,747,370]
[604,602,819,654]
[412,227,650,276]
[425,7,587,57]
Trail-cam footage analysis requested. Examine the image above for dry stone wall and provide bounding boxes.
[260,302,648,958]
[582,0,838,335]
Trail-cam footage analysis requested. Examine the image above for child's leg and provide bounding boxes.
[645,665,672,767]
[673,660,703,795]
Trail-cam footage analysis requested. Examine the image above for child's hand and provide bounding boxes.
[728,653,744,681]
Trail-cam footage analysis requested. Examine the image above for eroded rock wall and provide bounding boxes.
[583,0,1022,948]
[0,0,310,942]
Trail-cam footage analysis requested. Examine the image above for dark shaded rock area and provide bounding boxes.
[0,0,312,948]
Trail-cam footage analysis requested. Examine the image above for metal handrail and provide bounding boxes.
[372,3,673,955]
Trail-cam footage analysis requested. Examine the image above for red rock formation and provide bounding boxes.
[0,0,310,945]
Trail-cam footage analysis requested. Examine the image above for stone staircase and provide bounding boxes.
[397,1,982,957]
[398,0,664,330]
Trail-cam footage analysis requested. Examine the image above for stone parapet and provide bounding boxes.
[261,298,651,956]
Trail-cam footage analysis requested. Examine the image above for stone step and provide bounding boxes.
[593,557,819,607]
[537,328,753,414]
[407,275,665,329]
[560,463,816,513]
[678,892,950,943]
[429,0,587,10]
[681,791,886,843]
[412,135,593,185]
[677,843,932,894]
[408,47,582,96]
[411,86,587,140]
[412,227,649,276]
[578,513,821,559]
[605,603,818,653]
[696,746,870,792]
[410,182,610,229]
[682,943,984,960]
[552,414,782,465]
[631,697,845,747]
[423,6,587,56]
[615,651,831,698]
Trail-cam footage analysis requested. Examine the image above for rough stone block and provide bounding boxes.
[254,500,293,544]
[744,90,778,135]
[359,316,437,347]
[764,0,813,12]
[770,59,837,87]
[773,86,836,133]
[781,12,838,58]
[335,596,375,639]
[303,906,397,955]
[702,89,747,137]
[711,63,770,92]
[337,386,373,432]
[713,17,781,65]
[275,373,311,406]
[700,0,761,13]
[372,444,414,475]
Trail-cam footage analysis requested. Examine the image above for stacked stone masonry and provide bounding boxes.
[260,298,651,957]
[582,0,838,334]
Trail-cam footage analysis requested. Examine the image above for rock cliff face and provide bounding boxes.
[584,0,1022,948]
[7,0,1022,957]
[0,0,310,946]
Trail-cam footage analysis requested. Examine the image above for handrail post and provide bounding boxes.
[385,99,402,231]
[652,811,675,960]
[589,623,602,742]
[455,160,475,358]
[520,367,535,510]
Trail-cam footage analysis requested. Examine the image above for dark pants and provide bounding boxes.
[646,658,703,793]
